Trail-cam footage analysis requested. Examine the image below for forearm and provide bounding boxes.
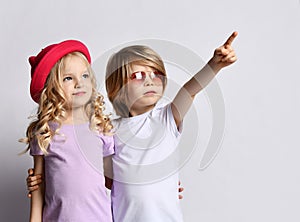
[30,155,44,222]
[181,31,237,98]
[29,184,44,222]
[184,60,219,97]
[171,61,218,125]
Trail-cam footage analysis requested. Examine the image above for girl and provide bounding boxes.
[20,40,114,222]
[105,31,237,222]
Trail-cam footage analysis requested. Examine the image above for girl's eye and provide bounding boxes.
[63,76,72,82]
[82,73,89,79]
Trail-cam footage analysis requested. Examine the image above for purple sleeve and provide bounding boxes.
[29,138,44,156]
[99,134,114,157]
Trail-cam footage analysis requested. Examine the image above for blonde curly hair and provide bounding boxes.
[20,52,113,154]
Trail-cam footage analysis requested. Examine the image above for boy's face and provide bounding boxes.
[61,55,93,110]
[126,64,164,116]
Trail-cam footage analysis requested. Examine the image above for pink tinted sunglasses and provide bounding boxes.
[129,71,164,83]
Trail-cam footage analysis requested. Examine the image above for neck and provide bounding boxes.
[63,106,89,124]
[129,104,155,117]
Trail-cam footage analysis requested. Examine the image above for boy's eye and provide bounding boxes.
[151,71,163,79]
[130,71,146,80]
[63,76,72,82]
[130,71,164,82]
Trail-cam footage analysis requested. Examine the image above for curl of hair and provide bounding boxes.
[89,93,113,135]
[20,60,68,154]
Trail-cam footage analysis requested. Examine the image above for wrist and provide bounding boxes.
[208,58,222,74]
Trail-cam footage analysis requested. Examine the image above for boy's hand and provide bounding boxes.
[26,168,42,198]
[209,31,238,72]
[178,181,184,199]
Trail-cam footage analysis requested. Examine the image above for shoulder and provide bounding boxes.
[97,132,115,156]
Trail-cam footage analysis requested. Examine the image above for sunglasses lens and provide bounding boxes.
[131,71,145,80]
[152,71,164,81]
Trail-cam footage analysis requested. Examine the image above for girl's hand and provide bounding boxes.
[209,31,238,72]
[26,168,42,198]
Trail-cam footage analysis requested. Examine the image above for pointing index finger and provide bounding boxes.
[224,31,238,46]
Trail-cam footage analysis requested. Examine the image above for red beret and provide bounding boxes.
[29,40,91,103]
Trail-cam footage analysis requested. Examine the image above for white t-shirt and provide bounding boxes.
[111,104,184,222]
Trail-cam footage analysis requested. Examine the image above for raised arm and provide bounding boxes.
[171,31,238,127]
[29,156,44,222]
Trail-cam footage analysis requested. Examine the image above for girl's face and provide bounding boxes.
[127,64,164,116]
[61,55,93,110]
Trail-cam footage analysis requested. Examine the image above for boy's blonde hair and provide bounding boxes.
[105,45,167,117]
[21,52,112,154]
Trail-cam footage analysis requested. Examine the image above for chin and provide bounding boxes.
[72,99,90,108]
[140,98,159,107]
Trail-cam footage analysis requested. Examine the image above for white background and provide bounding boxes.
[1,0,299,221]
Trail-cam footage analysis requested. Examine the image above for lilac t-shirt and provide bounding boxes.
[30,122,114,222]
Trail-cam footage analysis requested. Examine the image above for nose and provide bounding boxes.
[74,77,83,88]
[143,74,154,86]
